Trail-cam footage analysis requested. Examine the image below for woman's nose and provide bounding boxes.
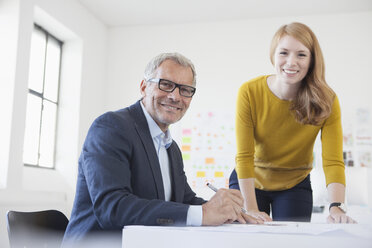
[286,54,297,66]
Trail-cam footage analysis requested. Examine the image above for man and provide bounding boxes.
[63,53,258,245]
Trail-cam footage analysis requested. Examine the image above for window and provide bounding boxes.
[23,24,63,169]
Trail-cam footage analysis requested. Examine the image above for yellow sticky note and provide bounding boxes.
[214,171,224,178]
[196,171,206,178]
[182,154,191,160]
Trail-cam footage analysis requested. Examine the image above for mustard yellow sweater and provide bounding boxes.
[235,75,345,191]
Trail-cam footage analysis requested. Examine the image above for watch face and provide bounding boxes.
[338,203,347,213]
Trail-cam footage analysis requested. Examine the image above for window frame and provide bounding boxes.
[23,23,63,169]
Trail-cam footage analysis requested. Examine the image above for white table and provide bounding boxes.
[122,223,372,248]
[122,206,372,248]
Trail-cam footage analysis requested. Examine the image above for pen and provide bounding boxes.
[206,183,249,215]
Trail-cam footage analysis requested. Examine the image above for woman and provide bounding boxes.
[229,22,355,223]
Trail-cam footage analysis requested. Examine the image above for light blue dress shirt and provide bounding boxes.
[140,102,202,226]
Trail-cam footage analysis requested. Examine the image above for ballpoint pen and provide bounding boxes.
[206,183,249,215]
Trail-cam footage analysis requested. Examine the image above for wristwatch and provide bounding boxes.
[329,202,347,213]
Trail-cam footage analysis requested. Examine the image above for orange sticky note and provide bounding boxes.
[182,145,191,151]
[205,158,215,164]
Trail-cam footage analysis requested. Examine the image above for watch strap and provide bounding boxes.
[329,202,341,211]
[329,202,346,213]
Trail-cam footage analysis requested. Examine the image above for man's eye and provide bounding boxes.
[181,88,192,94]
[161,82,174,88]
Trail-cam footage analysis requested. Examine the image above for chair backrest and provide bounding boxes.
[6,209,69,248]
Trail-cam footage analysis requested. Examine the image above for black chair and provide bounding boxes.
[6,209,69,248]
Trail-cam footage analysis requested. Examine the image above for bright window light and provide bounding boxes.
[23,24,62,169]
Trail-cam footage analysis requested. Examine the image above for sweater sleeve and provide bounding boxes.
[235,83,255,179]
[321,95,346,186]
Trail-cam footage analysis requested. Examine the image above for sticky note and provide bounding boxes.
[214,171,224,178]
[182,145,191,151]
[182,137,192,143]
[182,154,191,160]
[182,129,192,135]
[196,171,206,178]
[205,158,215,164]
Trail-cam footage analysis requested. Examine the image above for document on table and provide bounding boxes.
[124,222,372,239]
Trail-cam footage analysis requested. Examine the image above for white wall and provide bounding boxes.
[0,0,108,247]
[106,11,372,203]
[107,11,372,115]
[0,0,20,190]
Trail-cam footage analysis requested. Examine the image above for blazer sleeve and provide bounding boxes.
[182,179,207,205]
[81,112,192,228]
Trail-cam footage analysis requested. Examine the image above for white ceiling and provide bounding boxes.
[77,0,372,27]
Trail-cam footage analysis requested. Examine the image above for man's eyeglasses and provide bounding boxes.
[147,78,196,98]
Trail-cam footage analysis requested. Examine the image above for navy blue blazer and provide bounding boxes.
[63,101,205,242]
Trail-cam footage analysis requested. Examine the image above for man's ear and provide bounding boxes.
[140,80,146,96]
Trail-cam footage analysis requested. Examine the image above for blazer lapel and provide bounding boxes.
[167,143,183,203]
[129,101,165,200]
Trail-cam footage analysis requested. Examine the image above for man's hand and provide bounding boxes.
[327,207,357,224]
[201,189,261,225]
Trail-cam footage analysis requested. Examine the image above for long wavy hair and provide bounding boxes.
[270,22,335,125]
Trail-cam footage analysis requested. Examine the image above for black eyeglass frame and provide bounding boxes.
[147,78,196,97]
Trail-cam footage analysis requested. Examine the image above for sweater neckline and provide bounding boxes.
[264,75,292,104]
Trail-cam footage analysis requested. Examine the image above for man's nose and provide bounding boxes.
[167,87,182,101]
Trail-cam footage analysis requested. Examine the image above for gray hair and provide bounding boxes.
[143,52,197,86]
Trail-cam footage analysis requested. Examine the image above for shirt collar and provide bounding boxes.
[140,101,173,148]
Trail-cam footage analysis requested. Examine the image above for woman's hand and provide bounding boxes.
[326,183,357,224]
[245,208,272,222]
[327,206,357,224]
